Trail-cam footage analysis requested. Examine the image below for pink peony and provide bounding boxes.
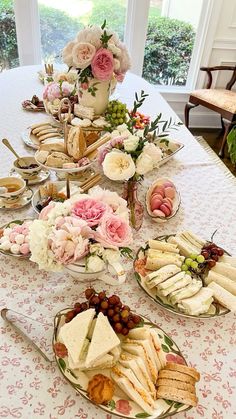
[97,144,111,165]
[114,71,125,83]
[94,214,132,248]
[91,48,114,81]
[39,202,55,220]
[43,82,61,102]
[72,198,111,227]
[115,399,132,415]
[61,81,74,96]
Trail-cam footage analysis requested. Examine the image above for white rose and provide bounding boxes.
[108,42,121,56]
[102,150,136,181]
[77,26,103,49]
[136,152,154,175]
[103,249,120,264]
[142,143,163,167]
[111,129,120,138]
[86,255,105,272]
[72,42,96,69]
[62,41,76,67]
[89,243,104,257]
[123,135,140,152]
[117,123,128,132]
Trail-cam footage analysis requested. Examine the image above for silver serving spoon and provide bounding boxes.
[2,138,27,167]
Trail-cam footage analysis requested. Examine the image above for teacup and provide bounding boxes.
[13,156,41,180]
[0,177,26,203]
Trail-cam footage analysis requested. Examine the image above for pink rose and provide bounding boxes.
[114,71,125,83]
[72,42,96,69]
[94,214,132,248]
[115,400,132,415]
[91,48,114,81]
[72,198,111,227]
[97,144,111,165]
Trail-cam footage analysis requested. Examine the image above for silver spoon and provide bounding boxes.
[2,138,28,167]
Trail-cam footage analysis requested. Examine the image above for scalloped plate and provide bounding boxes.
[53,308,193,419]
[0,219,32,259]
[134,235,230,319]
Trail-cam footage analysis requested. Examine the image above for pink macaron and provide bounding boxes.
[152,209,166,217]
[152,186,165,197]
[160,204,171,216]
[165,187,175,199]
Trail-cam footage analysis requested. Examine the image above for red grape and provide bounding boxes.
[132,314,141,324]
[100,300,109,309]
[114,323,123,333]
[107,309,115,317]
[81,302,88,311]
[98,291,106,300]
[85,288,95,299]
[217,248,224,256]
[122,328,129,336]
[208,259,216,268]
[90,296,100,305]
[123,305,130,312]
[113,313,120,323]
[114,306,121,313]
[65,310,75,323]
[127,320,135,329]
[201,251,209,259]
[108,295,117,305]
[121,309,129,319]
[212,254,219,261]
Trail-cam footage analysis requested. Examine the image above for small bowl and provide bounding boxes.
[146,177,180,223]
[0,177,26,203]
[64,262,105,282]
[13,156,41,179]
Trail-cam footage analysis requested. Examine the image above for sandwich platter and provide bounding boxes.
[53,300,198,419]
[155,139,184,167]
[134,231,235,318]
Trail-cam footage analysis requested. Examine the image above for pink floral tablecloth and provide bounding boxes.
[0,66,236,419]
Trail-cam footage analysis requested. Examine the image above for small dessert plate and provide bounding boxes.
[9,168,50,185]
[0,188,33,210]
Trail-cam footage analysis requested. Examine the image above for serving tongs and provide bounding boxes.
[1,308,54,363]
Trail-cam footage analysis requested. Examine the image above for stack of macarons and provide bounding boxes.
[0,220,32,256]
[146,178,180,222]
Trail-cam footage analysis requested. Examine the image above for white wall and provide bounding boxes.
[162,0,236,128]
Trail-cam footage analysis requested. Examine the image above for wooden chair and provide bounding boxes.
[185,65,236,157]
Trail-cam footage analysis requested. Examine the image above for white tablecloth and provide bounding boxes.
[0,66,236,419]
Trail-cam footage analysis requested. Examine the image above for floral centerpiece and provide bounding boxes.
[29,187,132,284]
[97,91,182,229]
[62,20,131,115]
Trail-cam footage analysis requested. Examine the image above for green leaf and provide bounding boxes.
[165,399,174,406]
[173,402,184,409]
[161,344,170,353]
[164,334,174,347]
[101,19,106,30]
[134,271,141,283]
[135,413,150,418]
[107,399,116,410]
[58,358,66,371]
[120,247,133,259]
[67,368,77,379]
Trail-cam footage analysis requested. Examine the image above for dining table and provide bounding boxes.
[0,65,236,419]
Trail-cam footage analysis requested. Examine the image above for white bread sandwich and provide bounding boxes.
[207,281,236,311]
[149,329,166,369]
[85,312,120,368]
[58,308,95,368]
[122,339,158,383]
[119,352,156,397]
[212,262,236,282]
[145,249,184,270]
[169,279,202,305]
[157,272,191,297]
[111,364,155,415]
[148,239,179,254]
[177,287,214,316]
[180,231,205,249]
[168,231,203,257]
[220,255,236,268]
[145,265,181,288]
[205,270,236,295]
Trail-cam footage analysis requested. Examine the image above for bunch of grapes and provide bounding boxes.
[181,253,206,275]
[65,288,142,336]
[201,242,224,268]
[105,100,128,128]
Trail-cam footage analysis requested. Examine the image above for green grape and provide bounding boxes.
[196,254,205,263]
[186,270,192,275]
[181,264,188,271]
[117,112,121,118]
[114,119,119,125]
[113,105,118,112]
[117,104,123,110]
[185,258,192,267]
[112,113,116,119]
[119,118,124,124]
[189,253,197,260]
[190,261,198,269]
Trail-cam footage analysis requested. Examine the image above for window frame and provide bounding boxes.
[13,0,219,92]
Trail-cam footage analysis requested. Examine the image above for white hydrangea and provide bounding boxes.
[123,135,140,152]
[46,200,72,227]
[86,255,105,273]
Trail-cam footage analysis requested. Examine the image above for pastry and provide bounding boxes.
[40,139,65,153]
[30,121,52,130]
[67,126,86,160]
[38,132,62,142]
[87,374,114,405]
[84,133,111,157]
[74,103,95,120]
[36,150,49,164]
[45,152,72,168]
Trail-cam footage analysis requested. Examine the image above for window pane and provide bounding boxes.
[0,0,19,71]
[38,0,127,63]
[142,0,203,87]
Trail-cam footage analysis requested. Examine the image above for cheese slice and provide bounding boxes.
[85,312,120,368]
[58,308,95,366]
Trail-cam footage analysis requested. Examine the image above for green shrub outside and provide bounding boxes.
[0,0,195,87]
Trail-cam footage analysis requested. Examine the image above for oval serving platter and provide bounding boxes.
[53,308,193,419]
[156,139,184,167]
[134,235,230,319]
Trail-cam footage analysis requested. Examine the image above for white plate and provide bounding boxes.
[156,139,184,166]
[21,127,63,150]
[0,188,33,210]
[32,180,81,213]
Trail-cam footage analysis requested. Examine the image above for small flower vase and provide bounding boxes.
[122,180,144,231]
[78,77,111,115]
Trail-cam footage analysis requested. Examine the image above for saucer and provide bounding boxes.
[0,188,33,210]
[56,168,96,182]
[9,168,50,185]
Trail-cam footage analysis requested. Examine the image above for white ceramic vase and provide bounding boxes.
[78,77,111,115]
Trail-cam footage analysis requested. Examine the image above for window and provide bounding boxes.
[142,0,203,87]
[0,0,19,71]
[38,0,127,63]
